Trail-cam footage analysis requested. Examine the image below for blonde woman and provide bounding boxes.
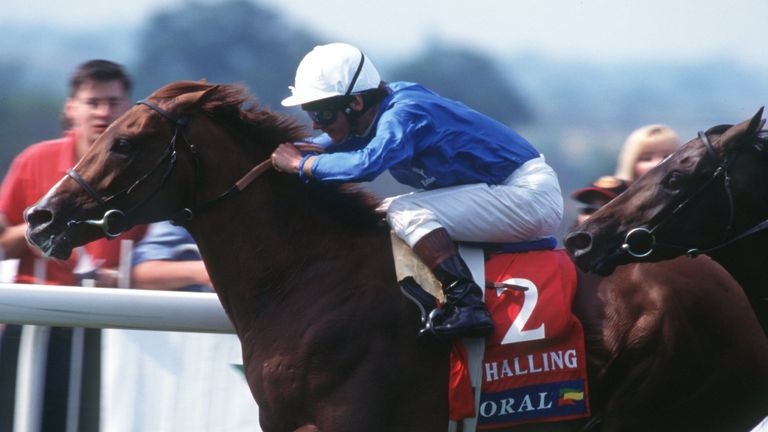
[614,124,681,182]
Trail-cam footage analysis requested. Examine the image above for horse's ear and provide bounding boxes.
[718,107,764,151]
[173,85,220,112]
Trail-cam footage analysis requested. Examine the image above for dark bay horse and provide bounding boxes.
[24,82,768,431]
[564,109,768,335]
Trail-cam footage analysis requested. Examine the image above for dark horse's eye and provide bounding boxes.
[112,138,133,156]
[663,171,685,191]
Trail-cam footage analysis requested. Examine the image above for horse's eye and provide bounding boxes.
[112,138,133,155]
[664,172,684,191]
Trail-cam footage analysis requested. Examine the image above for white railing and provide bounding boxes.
[3,282,768,432]
[0,283,234,432]
[0,283,233,333]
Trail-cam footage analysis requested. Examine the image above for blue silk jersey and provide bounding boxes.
[308,82,540,190]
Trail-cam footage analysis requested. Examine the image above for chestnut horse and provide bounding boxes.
[564,109,768,336]
[24,83,768,431]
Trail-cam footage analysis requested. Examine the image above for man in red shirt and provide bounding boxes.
[0,60,146,285]
[0,60,146,431]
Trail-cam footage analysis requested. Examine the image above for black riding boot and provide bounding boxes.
[413,228,494,340]
[429,255,495,338]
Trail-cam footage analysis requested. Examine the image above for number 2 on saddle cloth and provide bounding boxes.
[400,240,590,430]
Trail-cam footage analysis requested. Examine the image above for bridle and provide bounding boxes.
[66,99,272,238]
[621,130,768,258]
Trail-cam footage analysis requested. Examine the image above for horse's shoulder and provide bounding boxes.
[616,255,733,288]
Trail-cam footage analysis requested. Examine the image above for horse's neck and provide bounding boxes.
[192,189,328,275]
[710,231,768,332]
[186,181,391,326]
[711,233,768,294]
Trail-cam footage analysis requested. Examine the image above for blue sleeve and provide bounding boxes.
[131,221,201,266]
[305,134,334,151]
[310,110,423,182]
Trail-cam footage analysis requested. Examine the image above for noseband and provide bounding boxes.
[621,130,768,258]
[66,99,272,238]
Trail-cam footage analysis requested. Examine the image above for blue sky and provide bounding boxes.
[3,0,767,67]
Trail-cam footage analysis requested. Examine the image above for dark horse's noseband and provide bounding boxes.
[621,130,768,258]
[66,99,272,238]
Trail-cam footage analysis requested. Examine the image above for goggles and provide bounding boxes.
[307,109,339,127]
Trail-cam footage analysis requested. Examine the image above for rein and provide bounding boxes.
[621,130,768,258]
[66,99,273,238]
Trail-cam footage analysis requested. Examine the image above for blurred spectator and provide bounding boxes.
[571,175,629,226]
[0,59,146,432]
[0,59,146,285]
[571,124,678,228]
[131,221,212,292]
[614,124,681,182]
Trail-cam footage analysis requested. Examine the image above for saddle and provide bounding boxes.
[392,233,590,431]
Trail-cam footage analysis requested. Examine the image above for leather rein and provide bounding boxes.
[620,130,768,258]
[66,99,272,238]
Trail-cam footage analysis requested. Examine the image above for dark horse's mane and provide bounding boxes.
[151,81,384,229]
[705,124,732,135]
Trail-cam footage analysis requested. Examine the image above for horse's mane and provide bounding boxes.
[705,124,732,135]
[151,81,307,145]
[151,81,384,228]
[706,123,768,148]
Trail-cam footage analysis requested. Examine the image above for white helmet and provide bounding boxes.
[281,43,381,107]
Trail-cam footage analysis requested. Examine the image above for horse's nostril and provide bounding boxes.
[564,231,593,254]
[24,206,54,227]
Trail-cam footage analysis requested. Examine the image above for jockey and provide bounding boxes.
[272,43,563,340]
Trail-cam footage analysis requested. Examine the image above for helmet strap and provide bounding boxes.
[332,50,377,139]
[344,52,366,96]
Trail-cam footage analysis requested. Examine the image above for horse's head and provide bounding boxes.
[25,81,302,260]
[565,107,767,275]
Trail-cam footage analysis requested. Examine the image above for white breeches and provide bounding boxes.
[383,156,564,247]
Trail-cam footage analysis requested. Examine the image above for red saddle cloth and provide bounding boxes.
[449,249,590,429]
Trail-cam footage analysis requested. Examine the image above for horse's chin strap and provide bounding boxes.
[684,218,768,257]
[624,216,768,259]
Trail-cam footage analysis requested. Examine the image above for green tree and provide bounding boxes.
[0,62,62,173]
[133,0,319,110]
